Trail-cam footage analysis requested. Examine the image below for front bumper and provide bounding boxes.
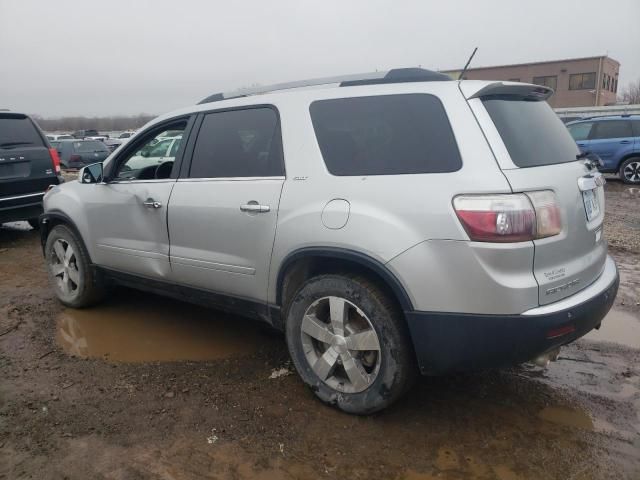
[406,255,619,375]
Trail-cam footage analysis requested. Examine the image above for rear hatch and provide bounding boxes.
[464,82,607,305]
[0,113,58,197]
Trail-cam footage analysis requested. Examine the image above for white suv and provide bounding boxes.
[40,68,619,414]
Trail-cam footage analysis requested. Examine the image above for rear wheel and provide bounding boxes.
[45,224,106,308]
[619,157,640,184]
[285,274,415,414]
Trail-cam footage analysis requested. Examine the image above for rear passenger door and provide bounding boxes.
[588,120,634,171]
[167,106,285,303]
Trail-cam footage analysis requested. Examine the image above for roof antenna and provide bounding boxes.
[458,47,478,80]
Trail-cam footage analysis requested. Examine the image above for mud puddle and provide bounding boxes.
[56,290,277,362]
[585,309,640,348]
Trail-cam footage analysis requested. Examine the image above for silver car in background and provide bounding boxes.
[40,68,618,414]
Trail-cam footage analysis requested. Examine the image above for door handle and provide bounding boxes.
[143,198,162,209]
[620,140,631,144]
[240,202,270,213]
[577,143,586,147]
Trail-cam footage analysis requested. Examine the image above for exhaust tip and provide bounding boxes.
[531,348,561,367]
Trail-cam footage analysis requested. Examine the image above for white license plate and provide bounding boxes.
[582,188,600,222]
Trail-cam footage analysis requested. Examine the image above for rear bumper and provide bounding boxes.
[406,255,619,375]
[0,192,44,223]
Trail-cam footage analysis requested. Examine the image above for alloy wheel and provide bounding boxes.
[300,296,381,393]
[623,161,640,183]
[49,238,80,296]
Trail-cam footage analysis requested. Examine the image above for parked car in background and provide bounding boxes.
[118,131,136,139]
[104,138,124,152]
[54,139,110,169]
[0,112,63,228]
[567,115,640,184]
[46,133,74,141]
[41,70,618,414]
[72,129,100,139]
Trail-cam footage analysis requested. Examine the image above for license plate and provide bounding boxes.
[582,188,600,222]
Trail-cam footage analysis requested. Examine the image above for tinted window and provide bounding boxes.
[310,94,461,176]
[74,140,109,153]
[0,115,44,148]
[190,108,283,178]
[483,98,579,168]
[591,121,632,140]
[632,120,640,137]
[567,122,594,141]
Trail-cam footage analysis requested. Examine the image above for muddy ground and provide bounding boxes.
[1,180,639,480]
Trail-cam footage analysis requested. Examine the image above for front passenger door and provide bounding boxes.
[85,119,190,279]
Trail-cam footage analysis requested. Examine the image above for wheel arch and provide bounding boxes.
[40,210,90,261]
[616,152,640,172]
[276,247,414,316]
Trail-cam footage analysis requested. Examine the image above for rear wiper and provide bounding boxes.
[576,150,591,160]
[0,141,33,147]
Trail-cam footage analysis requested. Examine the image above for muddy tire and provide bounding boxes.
[285,274,415,414]
[619,157,640,185]
[45,224,106,308]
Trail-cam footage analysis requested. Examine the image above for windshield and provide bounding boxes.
[74,140,109,153]
[482,98,579,168]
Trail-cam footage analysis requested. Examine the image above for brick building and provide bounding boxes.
[444,56,620,108]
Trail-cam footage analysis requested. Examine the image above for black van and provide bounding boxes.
[0,112,64,228]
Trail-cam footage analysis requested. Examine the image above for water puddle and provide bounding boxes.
[56,291,276,362]
[585,309,640,349]
[537,405,594,430]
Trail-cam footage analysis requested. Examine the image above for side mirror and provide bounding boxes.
[79,162,104,184]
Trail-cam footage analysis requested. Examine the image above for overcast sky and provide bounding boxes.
[1,0,638,118]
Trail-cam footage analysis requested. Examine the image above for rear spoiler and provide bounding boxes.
[465,82,554,101]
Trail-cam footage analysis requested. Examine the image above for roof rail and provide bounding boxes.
[581,113,634,120]
[198,68,452,105]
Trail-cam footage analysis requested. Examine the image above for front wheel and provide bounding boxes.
[619,157,640,184]
[285,274,415,414]
[45,224,106,308]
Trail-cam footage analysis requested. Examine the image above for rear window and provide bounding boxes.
[0,115,44,148]
[482,98,579,168]
[310,94,462,176]
[74,140,109,153]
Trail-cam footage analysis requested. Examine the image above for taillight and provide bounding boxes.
[453,191,562,243]
[49,148,61,174]
[69,154,81,162]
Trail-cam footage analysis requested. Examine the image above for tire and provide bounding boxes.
[619,157,640,184]
[285,274,415,414]
[27,218,40,230]
[44,224,106,308]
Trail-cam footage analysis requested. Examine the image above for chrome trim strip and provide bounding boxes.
[176,176,285,183]
[0,192,45,202]
[522,255,617,316]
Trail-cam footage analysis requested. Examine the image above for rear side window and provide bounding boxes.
[567,122,594,141]
[482,98,579,168]
[590,120,632,140]
[0,115,44,148]
[310,94,462,176]
[190,107,283,178]
[74,141,109,153]
[632,120,640,137]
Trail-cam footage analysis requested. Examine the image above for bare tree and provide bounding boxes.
[30,114,156,133]
[618,78,640,104]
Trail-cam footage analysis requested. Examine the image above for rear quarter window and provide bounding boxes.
[309,94,462,176]
[0,115,45,148]
[482,98,579,168]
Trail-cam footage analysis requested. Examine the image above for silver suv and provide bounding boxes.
[40,68,619,414]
